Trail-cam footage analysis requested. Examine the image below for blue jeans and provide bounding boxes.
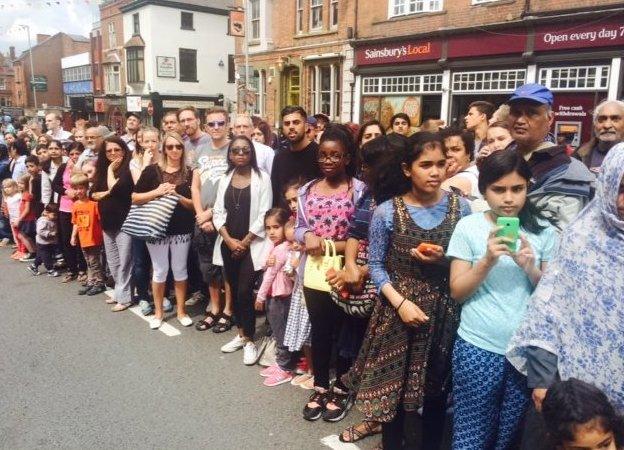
[131,237,151,302]
[0,214,12,240]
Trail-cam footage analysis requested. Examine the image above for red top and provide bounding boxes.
[20,192,36,222]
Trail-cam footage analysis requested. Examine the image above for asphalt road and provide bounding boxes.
[0,249,374,450]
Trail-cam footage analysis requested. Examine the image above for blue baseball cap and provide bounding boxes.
[508,83,554,106]
[306,116,318,126]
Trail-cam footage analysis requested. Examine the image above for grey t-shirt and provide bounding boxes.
[185,132,212,167]
[193,142,229,209]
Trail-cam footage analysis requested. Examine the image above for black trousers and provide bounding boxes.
[303,286,350,390]
[35,243,56,270]
[59,211,86,274]
[382,395,448,450]
[221,244,259,340]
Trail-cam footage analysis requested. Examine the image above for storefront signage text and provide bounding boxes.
[356,41,441,66]
[535,17,624,51]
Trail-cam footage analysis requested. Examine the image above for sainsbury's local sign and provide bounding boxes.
[535,17,624,51]
[355,40,442,66]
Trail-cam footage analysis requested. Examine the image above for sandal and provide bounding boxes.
[62,273,77,283]
[212,313,233,333]
[195,312,219,331]
[339,420,382,443]
[77,272,88,283]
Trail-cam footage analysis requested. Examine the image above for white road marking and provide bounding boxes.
[105,290,181,336]
[320,435,360,450]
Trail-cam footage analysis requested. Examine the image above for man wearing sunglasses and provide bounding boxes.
[232,114,274,175]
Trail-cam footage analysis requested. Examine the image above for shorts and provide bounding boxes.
[193,224,223,284]
[18,220,36,239]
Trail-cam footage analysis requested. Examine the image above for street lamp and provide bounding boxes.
[17,24,38,109]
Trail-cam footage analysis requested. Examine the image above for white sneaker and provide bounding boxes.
[221,335,245,353]
[177,315,193,327]
[149,318,163,330]
[185,291,204,306]
[243,341,258,366]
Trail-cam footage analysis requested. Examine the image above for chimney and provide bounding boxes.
[36,34,51,44]
[9,46,15,60]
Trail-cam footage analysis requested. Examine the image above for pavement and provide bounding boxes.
[0,249,376,450]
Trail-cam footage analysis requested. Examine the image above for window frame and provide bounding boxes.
[296,0,304,34]
[126,47,145,83]
[538,65,610,92]
[0,78,6,90]
[471,0,497,4]
[179,48,198,83]
[330,0,338,29]
[310,0,323,31]
[132,13,140,35]
[309,62,341,120]
[105,64,121,94]
[389,0,443,18]
[451,69,526,94]
[107,22,116,48]
[181,11,194,30]
[249,0,261,40]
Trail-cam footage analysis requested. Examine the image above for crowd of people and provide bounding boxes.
[1,82,623,450]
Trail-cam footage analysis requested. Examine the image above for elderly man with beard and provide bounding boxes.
[75,125,109,171]
[232,114,274,175]
[576,99,624,173]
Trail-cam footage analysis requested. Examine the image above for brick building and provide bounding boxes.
[0,49,15,109]
[234,0,357,127]
[352,0,624,146]
[13,33,91,112]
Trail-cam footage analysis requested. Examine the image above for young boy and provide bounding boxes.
[25,155,44,218]
[29,203,59,277]
[69,173,105,295]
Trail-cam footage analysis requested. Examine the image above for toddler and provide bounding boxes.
[2,179,22,255]
[13,175,37,262]
[29,203,59,277]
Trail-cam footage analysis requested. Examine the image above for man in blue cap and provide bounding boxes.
[506,83,594,232]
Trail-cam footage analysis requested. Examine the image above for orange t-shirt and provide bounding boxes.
[71,199,103,248]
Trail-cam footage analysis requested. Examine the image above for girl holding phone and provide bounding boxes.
[447,150,557,449]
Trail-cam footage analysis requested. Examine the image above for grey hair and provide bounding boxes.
[593,99,624,122]
[234,114,253,127]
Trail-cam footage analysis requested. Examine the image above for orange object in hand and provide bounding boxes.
[416,242,442,256]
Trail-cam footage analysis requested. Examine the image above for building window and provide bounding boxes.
[133,13,140,35]
[181,11,194,30]
[228,55,235,83]
[105,65,121,94]
[108,22,116,48]
[0,79,5,90]
[390,0,443,17]
[310,0,323,30]
[250,0,260,40]
[362,74,443,95]
[296,0,304,34]
[126,47,144,83]
[309,63,341,120]
[452,69,526,93]
[179,48,197,82]
[539,65,610,91]
[62,66,92,82]
[330,0,339,28]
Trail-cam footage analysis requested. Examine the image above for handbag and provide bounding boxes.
[330,239,376,318]
[121,193,178,241]
[303,239,343,292]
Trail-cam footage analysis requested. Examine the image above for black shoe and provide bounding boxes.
[87,284,106,296]
[322,388,354,422]
[27,264,40,276]
[303,391,327,421]
[78,284,93,295]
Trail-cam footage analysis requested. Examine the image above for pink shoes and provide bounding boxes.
[263,367,293,387]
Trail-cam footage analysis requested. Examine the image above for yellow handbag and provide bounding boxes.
[303,239,344,292]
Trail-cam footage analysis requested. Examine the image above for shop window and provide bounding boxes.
[181,11,194,30]
[132,13,140,36]
[452,69,526,93]
[310,0,323,31]
[330,0,339,29]
[539,65,610,91]
[105,65,121,94]
[296,0,304,34]
[108,22,116,48]
[179,48,198,82]
[362,74,443,95]
[309,63,341,120]
[127,47,145,83]
[250,0,260,40]
[390,0,442,18]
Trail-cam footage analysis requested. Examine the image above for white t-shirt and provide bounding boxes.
[6,193,21,222]
[47,129,73,141]
[253,141,275,176]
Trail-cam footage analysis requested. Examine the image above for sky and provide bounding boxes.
[0,0,100,56]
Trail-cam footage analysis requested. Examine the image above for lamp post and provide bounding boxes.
[17,24,38,109]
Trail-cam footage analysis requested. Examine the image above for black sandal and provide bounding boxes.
[339,420,381,443]
[195,312,219,331]
[212,313,233,333]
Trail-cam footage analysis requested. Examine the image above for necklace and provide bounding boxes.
[231,185,245,210]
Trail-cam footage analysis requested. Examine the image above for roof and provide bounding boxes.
[66,34,90,43]
[124,35,146,48]
[121,0,229,15]
[17,32,90,60]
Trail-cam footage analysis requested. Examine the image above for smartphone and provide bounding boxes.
[496,217,520,252]
[417,242,441,256]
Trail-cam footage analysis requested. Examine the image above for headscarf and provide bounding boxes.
[506,144,624,412]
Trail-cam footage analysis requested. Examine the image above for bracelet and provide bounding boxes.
[396,298,406,312]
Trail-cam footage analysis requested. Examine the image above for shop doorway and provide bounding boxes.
[450,94,509,128]
[283,66,300,108]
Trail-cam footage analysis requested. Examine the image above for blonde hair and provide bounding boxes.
[1,178,18,195]
[159,132,188,179]
[134,126,161,162]
[70,173,90,187]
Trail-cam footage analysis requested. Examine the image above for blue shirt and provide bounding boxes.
[368,193,471,292]
[446,212,557,355]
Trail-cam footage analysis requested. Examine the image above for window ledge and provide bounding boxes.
[471,0,515,7]
[249,39,261,47]
[375,9,446,25]
[294,29,338,39]
[181,27,196,31]
[180,79,199,83]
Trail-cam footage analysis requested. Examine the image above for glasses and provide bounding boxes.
[230,146,251,155]
[207,120,226,128]
[317,154,343,163]
[165,144,184,151]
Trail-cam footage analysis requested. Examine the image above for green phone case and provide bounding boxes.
[496,217,520,252]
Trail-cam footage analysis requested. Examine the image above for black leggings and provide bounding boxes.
[382,395,448,450]
[59,211,86,274]
[221,244,259,340]
[303,286,350,391]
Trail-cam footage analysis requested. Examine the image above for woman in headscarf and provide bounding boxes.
[506,144,624,446]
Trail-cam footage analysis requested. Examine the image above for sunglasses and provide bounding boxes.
[207,120,226,128]
[165,144,184,151]
[230,146,251,155]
